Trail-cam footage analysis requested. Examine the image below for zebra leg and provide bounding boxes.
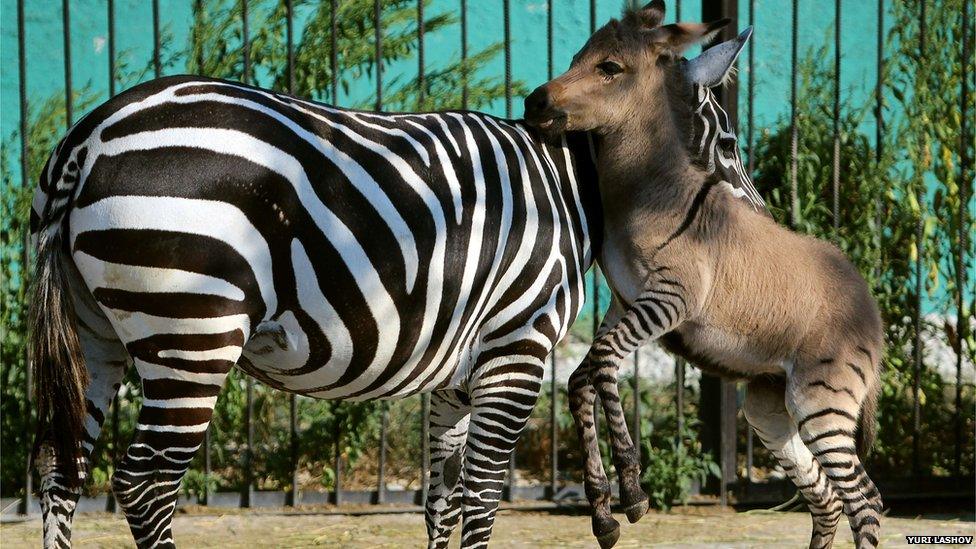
[425,389,472,549]
[568,361,619,549]
[459,359,542,549]
[38,267,129,549]
[112,325,245,548]
[789,350,883,549]
[743,377,843,549]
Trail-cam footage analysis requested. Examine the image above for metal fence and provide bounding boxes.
[4,0,973,515]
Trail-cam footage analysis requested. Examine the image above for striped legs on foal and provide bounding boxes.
[744,377,844,549]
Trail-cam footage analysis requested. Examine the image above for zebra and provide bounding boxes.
[28,46,758,547]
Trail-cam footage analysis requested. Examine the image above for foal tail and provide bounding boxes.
[856,349,883,456]
[29,197,89,488]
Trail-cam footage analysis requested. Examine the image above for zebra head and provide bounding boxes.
[684,27,767,214]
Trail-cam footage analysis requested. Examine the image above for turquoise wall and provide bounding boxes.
[1,0,885,144]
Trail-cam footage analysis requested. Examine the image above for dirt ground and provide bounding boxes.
[2,505,974,547]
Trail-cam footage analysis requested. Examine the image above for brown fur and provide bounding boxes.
[526,4,883,548]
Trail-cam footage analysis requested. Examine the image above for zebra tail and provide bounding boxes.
[29,220,89,488]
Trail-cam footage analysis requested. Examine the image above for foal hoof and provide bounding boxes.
[596,526,620,549]
[593,516,621,549]
[624,497,649,523]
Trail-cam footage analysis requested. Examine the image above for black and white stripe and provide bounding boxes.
[31,75,599,549]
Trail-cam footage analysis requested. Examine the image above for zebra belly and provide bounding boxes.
[238,311,464,400]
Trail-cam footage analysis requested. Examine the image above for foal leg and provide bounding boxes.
[743,377,844,549]
[581,279,691,543]
[789,348,883,549]
[38,268,129,548]
[459,357,542,549]
[568,362,620,549]
[425,390,471,549]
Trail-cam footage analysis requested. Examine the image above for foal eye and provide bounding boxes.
[596,61,624,77]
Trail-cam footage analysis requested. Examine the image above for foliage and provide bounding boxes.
[750,0,974,477]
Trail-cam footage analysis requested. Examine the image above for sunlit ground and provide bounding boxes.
[2,505,974,547]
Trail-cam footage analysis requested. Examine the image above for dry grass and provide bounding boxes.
[2,505,973,547]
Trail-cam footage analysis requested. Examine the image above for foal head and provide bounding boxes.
[523,1,728,138]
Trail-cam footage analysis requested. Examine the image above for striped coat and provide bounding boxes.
[30,75,599,548]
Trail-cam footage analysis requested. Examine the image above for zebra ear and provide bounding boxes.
[684,26,752,88]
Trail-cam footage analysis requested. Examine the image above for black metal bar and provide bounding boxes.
[286,0,299,508]
[631,354,640,466]
[17,0,32,516]
[375,0,383,111]
[676,0,681,21]
[589,0,596,33]
[62,0,72,126]
[912,0,926,479]
[108,0,115,96]
[875,0,884,165]
[333,420,342,505]
[550,352,558,498]
[547,0,557,502]
[287,395,299,506]
[287,0,295,93]
[421,393,431,505]
[106,0,119,514]
[418,0,425,109]
[955,0,971,478]
[547,0,553,80]
[152,0,161,78]
[461,0,468,109]
[788,0,798,227]
[330,0,338,103]
[194,0,204,75]
[242,379,254,507]
[832,0,841,232]
[377,403,388,503]
[503,0,511,117]
[746,0,754,174]
[241,0,249,84]
[204,427,211,505]
[675,359,684,444]
[592,268,601,437]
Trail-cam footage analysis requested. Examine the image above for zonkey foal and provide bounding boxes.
[524,3,883,549]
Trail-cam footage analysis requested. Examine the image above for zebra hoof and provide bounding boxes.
[624,498,649,523]
[596,526,620,549]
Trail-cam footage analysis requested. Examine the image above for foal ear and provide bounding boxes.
[647,18,731,55]
[685,27,753,87]
[624,0,666,29]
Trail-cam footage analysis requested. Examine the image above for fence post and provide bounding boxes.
[911,0,927,479]
[152,0,160,78]
[242,378,254,508]
[788,0,799,228]
[377,403,388,504]
[700,0,739,505]
[631,354,640,466]
[17,0,32,516]
[460,0,468,108]
[547,0,558,503]
[831,0,842,233]
[333,418,342,506]
[954,0,971,478]
[421,393,431,506]
[62,0,72,126]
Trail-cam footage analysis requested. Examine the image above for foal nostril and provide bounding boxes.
[525,87,552,117]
